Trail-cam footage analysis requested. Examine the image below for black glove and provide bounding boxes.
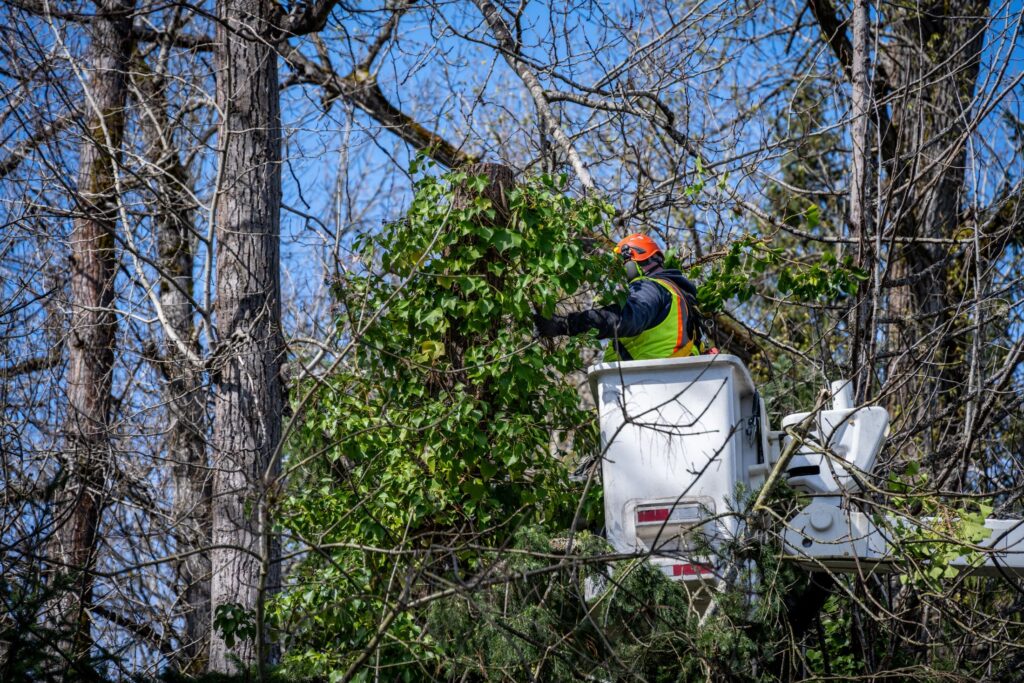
[534,313,569,338]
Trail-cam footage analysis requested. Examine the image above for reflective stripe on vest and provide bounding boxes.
[603,277,692,362]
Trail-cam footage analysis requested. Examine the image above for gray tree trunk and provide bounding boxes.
[878,1,988,423]
[882,2,987,246]
[49,0,134,674]
[208,0,283,671]
[132,58,212,673]
[849,0,875,402]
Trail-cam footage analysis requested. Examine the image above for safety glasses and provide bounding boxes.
[614,244,635,262]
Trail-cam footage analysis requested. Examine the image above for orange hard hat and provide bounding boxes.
[613,233,663,262]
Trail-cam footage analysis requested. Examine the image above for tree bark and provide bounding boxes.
[849,0,875,402]
[50,0,134,674]
[879,1,988,426]
[132,56,211,674]
[208,0,283,671]
[438,162,515,392]
[881,2,987,247]
[450,162,514,219]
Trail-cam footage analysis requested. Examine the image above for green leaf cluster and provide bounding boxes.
[691,235,867,314]
[885,463,994,589]
[802,596,860,677]
[213,602,257,651]
[272,167,617,678]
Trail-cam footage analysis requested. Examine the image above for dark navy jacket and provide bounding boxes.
[565,269,699,360]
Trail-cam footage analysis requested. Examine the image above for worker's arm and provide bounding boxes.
[536,280,668,339]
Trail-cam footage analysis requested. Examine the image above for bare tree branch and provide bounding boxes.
[1,350,62,378]
[471,0,595,191]
[808,0,898,160]
[0,114,76,181]
[282,45,474,169]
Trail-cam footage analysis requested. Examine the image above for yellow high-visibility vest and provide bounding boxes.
[603,277,692,362]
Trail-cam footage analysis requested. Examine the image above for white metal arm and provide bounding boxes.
[783,501,1024,578]
[587,358,1024,583]
[779,381,1024,577]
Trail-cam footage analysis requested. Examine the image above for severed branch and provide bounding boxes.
[471,0,595,191]
[709,313,763,364]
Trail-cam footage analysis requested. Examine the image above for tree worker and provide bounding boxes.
[535,233,703,361]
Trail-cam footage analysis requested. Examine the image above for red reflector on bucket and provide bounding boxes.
[672,563,712,577]
[637,508,670,523]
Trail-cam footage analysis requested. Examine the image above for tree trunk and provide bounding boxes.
[132,57,212,674]
[848,0,875,402]
[878,1,988,441]
[208,0,283,671]
[882,1,987,248]
[49,0,134,675]
[444,162,514,388]
[450,162,514,218]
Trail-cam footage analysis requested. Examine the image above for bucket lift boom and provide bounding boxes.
[587,356,1024,582]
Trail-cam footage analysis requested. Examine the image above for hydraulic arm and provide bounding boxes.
[588,357,1024,582]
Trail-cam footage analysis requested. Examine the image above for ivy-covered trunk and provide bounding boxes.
[443,162,516,392]
[208,0,283,670]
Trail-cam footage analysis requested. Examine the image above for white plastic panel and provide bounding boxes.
[782,405,889,494]
[588,356,763,563]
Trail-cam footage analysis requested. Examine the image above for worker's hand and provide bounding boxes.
[534,313,569,338]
